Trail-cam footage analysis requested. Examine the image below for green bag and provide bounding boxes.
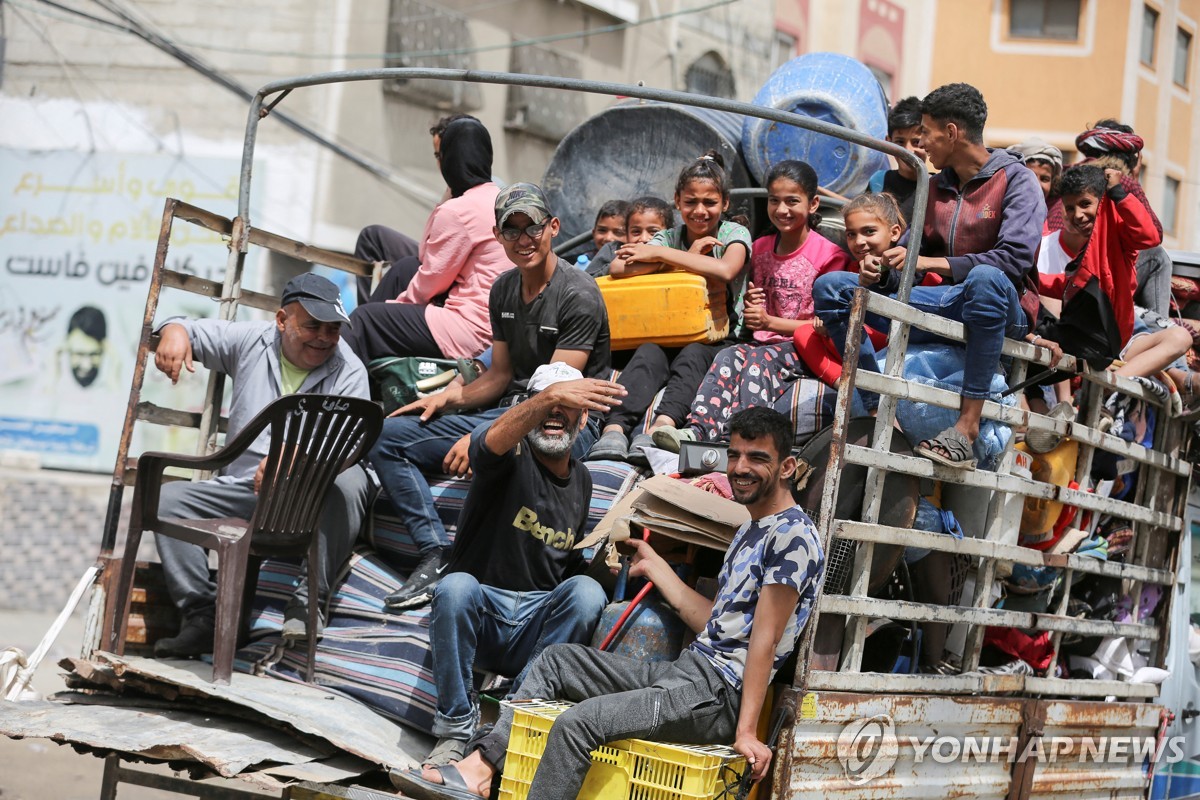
[367,356,478,415]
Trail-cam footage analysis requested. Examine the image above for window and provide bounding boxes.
[1009,0,1081,40]
[383,0,482,111]
[685,52,736,99]
[868,65,893,99]
[1142,5,1159,66]
[505,45,586,141]
[1176,27,1193,87]
[1163,176,1181,236]
[772,30,798,70]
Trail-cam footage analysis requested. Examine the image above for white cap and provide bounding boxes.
[527,362,584,393]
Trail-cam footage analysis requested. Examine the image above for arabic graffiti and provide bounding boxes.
[3,253,218,287]
[0,208,226,248]
[0,304,60,344]
[11,164,238,205]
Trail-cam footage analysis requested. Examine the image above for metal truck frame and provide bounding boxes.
[2,68,1191,800]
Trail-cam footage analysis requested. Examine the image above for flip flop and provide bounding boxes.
[388,764,485,800]
[915,426,977,470]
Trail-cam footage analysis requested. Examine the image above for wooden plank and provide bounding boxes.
[135,402,229,434]
[803,670,1158,699]
[246,227,371,276]
[855,371,1186,477]
[805,669,1025,695]
[819,595,1033,628]
[842,444,1179,528]
[159,270,277,311]
[1032,613,1160,641]
[833,521,1174,586]
[1023,676,1159,698]
[171,201,234,236]
[864,292,1165,407]
[821,594,1157,642]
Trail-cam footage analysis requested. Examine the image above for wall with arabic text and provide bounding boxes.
[0,149,265,472]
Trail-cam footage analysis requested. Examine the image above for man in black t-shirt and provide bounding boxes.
[419,361,625,769]
[370,183,612,611]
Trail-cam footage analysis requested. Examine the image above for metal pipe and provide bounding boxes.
[236,68,927,295]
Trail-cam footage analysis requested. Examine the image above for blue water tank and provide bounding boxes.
[741,52,891,196]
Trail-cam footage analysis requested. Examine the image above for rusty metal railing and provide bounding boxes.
[794,283,1188,701]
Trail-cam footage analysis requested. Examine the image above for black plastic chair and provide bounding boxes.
[110,394,383,684]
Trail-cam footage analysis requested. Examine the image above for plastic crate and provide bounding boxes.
[497,699,746,800]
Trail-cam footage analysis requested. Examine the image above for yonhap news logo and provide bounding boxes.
[836,716,1188,784]
[837,716,900,784]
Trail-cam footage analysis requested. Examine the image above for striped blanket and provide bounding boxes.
[236,460,645,734]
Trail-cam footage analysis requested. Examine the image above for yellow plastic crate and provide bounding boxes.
[497,699,747,800]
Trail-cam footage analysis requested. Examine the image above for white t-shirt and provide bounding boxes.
[1038,230,1075,276]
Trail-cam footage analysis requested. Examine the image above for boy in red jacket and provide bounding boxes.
[1042,164,1187,380]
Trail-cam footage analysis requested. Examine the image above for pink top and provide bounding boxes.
[392,182,510,358]
[749,230,852,343]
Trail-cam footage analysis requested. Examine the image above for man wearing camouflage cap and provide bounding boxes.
[371,182,612,611]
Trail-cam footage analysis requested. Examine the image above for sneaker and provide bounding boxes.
[281,601,325,641]
[1132,375,1169,403]
[977,659,1034,676]
[153,616,215,658]
[385,547,450,611]
[651,426,697,454]
[626,433,655,467]
[586,430,629,462]
[424,736,468,768]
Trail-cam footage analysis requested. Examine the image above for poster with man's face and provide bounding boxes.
[0,150,255,472]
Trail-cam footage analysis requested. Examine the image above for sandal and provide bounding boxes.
[389,763,485,800]
[915,427,977,470]
[977,659,1034,676]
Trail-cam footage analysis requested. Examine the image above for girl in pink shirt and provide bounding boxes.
[746,161,853,343]
[663,161,852,447]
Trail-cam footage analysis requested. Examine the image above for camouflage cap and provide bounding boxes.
[494,182,552,228]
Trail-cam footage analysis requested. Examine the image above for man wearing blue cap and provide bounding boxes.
[150,273,372,657]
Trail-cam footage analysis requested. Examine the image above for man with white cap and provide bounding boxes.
[371,182,612,611]
[150,273,372,656]
[414,361,624,770]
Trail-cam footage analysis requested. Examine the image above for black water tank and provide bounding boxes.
[541,100,754,248]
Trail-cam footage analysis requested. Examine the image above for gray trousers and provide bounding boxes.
[1136,245,1173,318]
[155,465,373,624]
[471,644,739,800]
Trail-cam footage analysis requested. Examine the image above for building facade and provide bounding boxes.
[786,0,1198,249]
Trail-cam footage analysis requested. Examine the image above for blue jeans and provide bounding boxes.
[812,266,1027,411]
[429,572,608,740]
[368,407,600,553]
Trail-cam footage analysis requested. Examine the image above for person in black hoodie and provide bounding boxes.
[351,114,476,304]
[341,118,510,365]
